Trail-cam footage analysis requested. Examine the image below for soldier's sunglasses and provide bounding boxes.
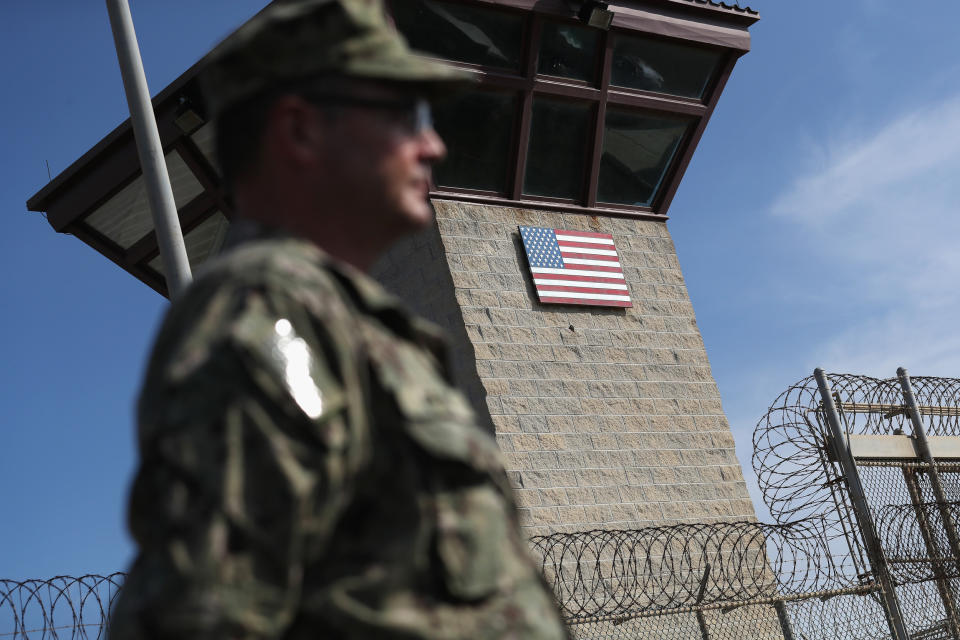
[301,92,433,136]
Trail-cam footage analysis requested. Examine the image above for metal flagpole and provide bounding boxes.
[105,0,192,298]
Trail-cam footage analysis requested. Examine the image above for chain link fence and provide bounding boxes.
[5,371,960,639]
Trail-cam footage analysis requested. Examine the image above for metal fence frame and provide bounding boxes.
[6,369,960,639]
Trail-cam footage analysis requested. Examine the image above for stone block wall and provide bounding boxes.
[372,199,756,536]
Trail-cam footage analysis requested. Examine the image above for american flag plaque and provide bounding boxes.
[518,226,631,308]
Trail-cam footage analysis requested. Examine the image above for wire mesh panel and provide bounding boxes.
[754,372,960,640]
[783,590,893,640]
[567,604,786,640]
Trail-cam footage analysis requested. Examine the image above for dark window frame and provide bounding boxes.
[390,0,744,219]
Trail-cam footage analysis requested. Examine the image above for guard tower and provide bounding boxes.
[27,0,760,536]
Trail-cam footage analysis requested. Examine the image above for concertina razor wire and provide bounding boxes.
[6,372,960,639]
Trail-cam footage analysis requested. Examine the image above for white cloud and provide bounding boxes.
[769,93,960,379]
[772,95,960,225]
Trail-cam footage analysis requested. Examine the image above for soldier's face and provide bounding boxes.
[315,86,447,234]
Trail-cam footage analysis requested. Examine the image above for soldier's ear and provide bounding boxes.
[267,94,324,166]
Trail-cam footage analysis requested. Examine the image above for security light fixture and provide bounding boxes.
[174,96,205,135]
[577,0,613,30]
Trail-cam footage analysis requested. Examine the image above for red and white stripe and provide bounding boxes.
[531,229,631,308]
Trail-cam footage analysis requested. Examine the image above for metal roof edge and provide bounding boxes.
[662,0,758,23]
[26,2,283,215]
[26,0,755,218]
[26,55,208,215]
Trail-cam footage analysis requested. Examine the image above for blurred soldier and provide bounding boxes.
[108,0,568,638]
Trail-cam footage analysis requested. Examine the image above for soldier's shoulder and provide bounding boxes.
[139,238,357,430]
[146,238,356,383]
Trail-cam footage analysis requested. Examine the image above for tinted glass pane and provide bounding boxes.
[523,98,591,200]
[390,0,523,70]
[611,33,723,99]
[433,90,516,193]
[597,109,689,206]
[537,20,601,83]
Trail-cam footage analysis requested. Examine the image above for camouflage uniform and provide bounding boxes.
[109,222,569,639]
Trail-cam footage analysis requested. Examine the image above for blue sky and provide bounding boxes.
[2,1,959,580]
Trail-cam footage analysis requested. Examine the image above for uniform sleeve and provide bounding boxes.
[110,285,367,640]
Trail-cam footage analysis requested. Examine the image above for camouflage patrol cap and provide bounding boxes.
[202,0,468,118]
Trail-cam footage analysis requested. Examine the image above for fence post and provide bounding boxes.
[695,563,712,640]
[774,600,796,640]
[814,368,909,640]
[898,367,960,638]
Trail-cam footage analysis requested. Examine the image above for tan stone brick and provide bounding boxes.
[495,434,515,452]
[513,309,549,328]
[555,505,588,524]
[477,359,519,378]
[538,488,568,506]
[497,291,531,309]
[647,415,695,432]
[635,501,665,521]
[581,504,609,524]
[551,344,584,363]
[590,433,619,450]
[558,380,592,397]
[520,451,563,470]
[556,451,587,469]
[504,326,536,344]
[660,501,698,520]
[528,506,563,526]
[620,484,652,503]
[477,272,522,292]
[577,467,627,487]
[453,254,490,273]
[487,256,519,274]
[537,433,565,451]
[511,434,541,451]
[618,433,649,450]
[499,396,537,415]
[516,469,576,488]
[544,415,573,432]
[491,414,519,434]
[636,449,684,467]
[530,327,563,345]
[449,269,482,289]
[499,343,554,362]
[504,378,541,396]
[514,488,541,508]
[592,486,623,504]
[454,288,500,308]
[621,415,649,432]
[482,378,511,396]
[518,415,549,433]
[542,397,584,415]
[720,465,746,483]
[534,380,567,398]
[564,487,595,505]
[514,361,549,379]
[711,431,737,448]
[538,211,568,229]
